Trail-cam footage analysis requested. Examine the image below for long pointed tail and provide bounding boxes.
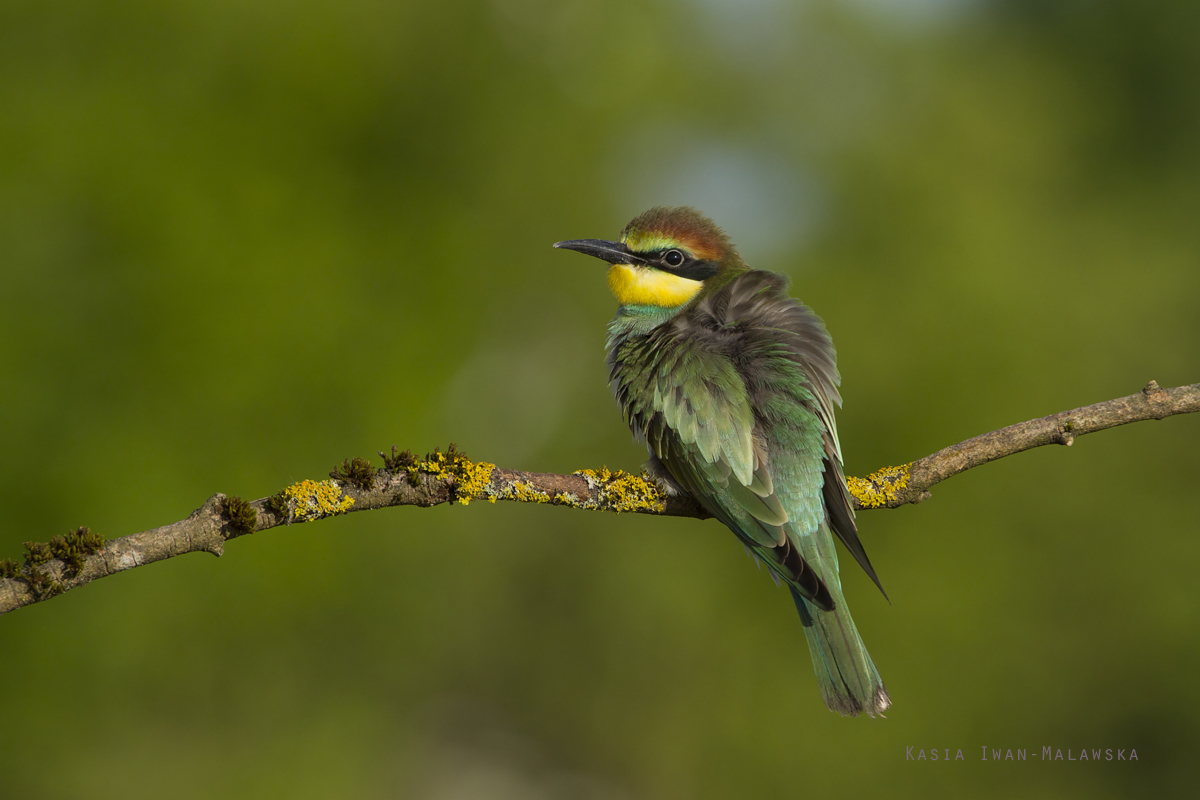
[791,587,890,717]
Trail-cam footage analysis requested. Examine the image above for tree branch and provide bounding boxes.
[845,379,1200,508]
[2,380,1196,616]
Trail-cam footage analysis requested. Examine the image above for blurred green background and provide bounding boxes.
[3,0,1198,796]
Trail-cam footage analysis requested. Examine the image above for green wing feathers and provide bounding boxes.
[607,270,890,717]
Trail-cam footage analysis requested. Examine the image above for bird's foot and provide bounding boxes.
[641,456,686,497]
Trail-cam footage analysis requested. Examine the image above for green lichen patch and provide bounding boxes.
[331,457,377,491]
[846,464,911,509]
[24,540,53,567]
[265,492,288,516]
[2,527,106,599]
[573,467,666,513]
[277,479,355,523]
[222,495,257,535]
[23,527,106,573]
[23,568,62,599]
[380,445,417,472]
[45,527,106,573]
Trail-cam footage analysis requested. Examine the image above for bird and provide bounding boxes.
[554,206,890,717]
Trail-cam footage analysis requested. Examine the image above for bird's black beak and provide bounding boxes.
[553,239,651,267]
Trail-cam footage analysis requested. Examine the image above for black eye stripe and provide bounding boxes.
[672,260,720,281]
[633,248,719,280]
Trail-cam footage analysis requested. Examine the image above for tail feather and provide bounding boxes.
[790,587,890,717]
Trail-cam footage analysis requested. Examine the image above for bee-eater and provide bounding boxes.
[555,207,889,717]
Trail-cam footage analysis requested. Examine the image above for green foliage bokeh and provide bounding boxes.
[2,0,1198,796]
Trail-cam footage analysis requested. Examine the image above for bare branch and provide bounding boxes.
[2,381,1196,616]
[846,380,1200,508]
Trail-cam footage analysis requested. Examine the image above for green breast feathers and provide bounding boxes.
[607,270,883,613]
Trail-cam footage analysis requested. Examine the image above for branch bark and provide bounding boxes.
[2,380,1196,616]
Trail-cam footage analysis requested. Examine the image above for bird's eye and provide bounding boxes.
[662,249,685,267]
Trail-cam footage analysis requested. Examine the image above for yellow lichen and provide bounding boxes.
[551,492,585,509]
[573,466,666,513]
[495,481,551,504]
[281,479,355,522]
[574,467,603,483]
[404,445,496,506]
[846,464,911,509]
[453,459,496,505]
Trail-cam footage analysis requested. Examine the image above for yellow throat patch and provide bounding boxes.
[607,263,703,308]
